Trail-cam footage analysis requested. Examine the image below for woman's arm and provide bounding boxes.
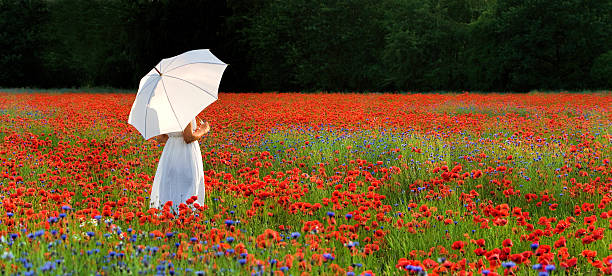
[151,134,168,144]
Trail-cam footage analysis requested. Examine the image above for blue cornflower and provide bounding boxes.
[40,261,56,272]
[226,237,235,243]
[291,232,301,239]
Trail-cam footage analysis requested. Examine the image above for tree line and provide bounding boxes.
[1,0,610,92]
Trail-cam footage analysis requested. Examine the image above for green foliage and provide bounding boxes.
[487,0,612,91]
[591,50,612,88]
[42,0,131,87]
[0,0,610,91]
[0,0,48,87]
[245,0,388,91]
[381,0,487,90]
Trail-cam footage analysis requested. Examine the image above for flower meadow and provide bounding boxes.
[0,92,611,276]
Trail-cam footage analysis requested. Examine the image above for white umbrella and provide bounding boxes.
[128,49,228,140]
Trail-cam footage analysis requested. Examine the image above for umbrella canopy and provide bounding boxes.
[128,49,228,140]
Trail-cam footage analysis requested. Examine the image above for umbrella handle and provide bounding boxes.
[196,116,205,126]
[154,67,162,75]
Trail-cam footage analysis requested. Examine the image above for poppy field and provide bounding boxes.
[0,92,611,276]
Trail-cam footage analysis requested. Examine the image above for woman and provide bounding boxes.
[149,116,210,211]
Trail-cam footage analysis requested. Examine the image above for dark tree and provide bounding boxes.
[0,0,48,87]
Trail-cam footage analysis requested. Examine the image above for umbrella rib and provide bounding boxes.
[164,61,226,75]
[160,78,183,131]
[136,75,160,97]
[162,75,219,100]
[143,80,161,139]
[161,58,177,73]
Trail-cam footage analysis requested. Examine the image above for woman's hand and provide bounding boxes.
[183,120,210,144]
[151,134,168,144]
[195,121,210,136]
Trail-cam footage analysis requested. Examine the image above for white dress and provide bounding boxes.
[149,118,205,210]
